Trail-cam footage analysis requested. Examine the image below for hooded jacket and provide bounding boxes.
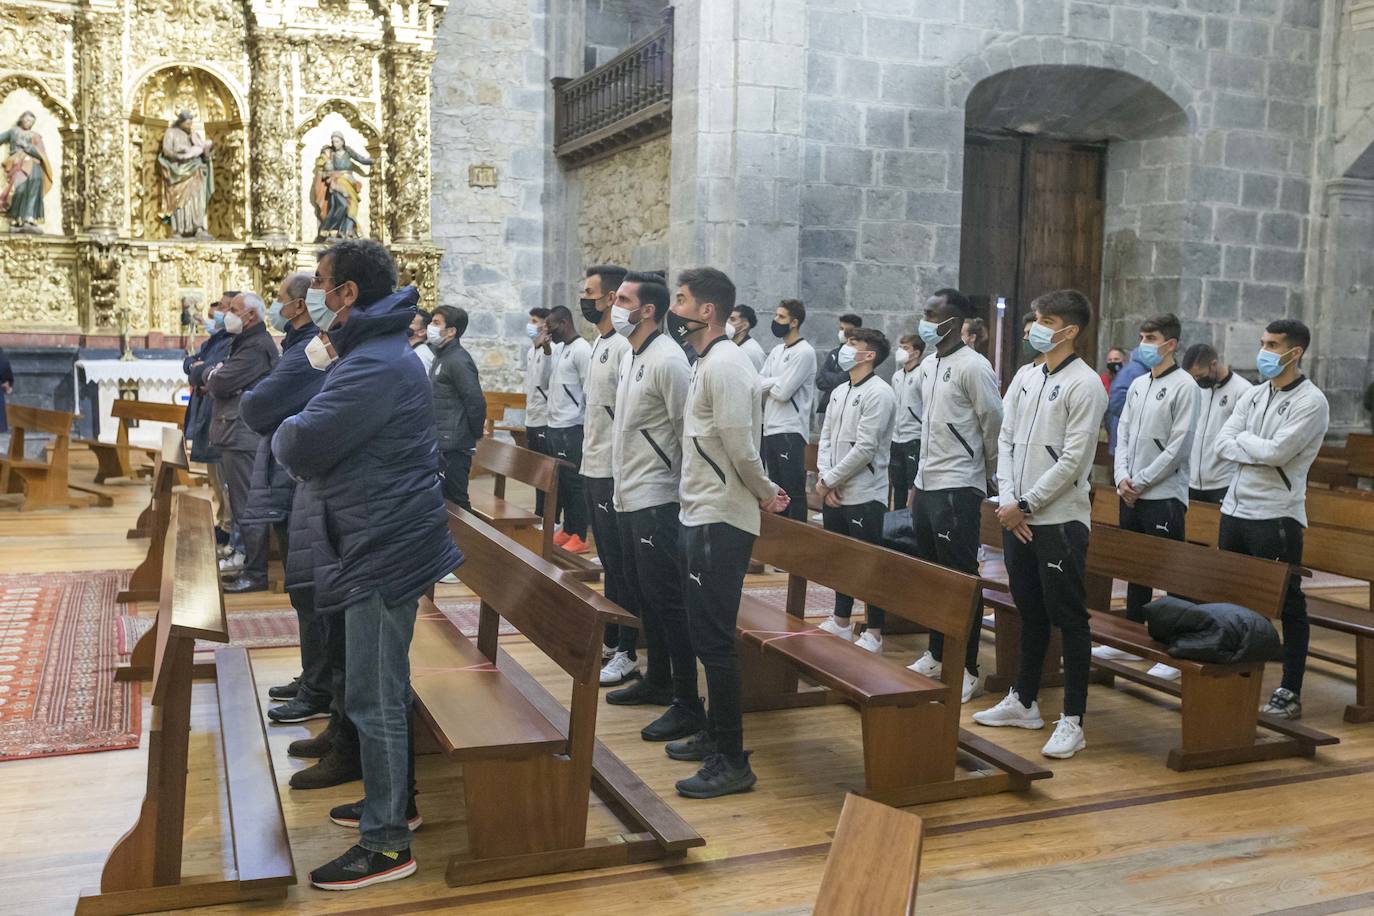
[272,286,463,613]
[239,320,323,527]
[1144,596,1283,664]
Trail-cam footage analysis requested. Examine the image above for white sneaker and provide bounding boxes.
[1041,714,1086,758]
[962,669,983,703]
[855,630,882,653]
[1146,662,1181,680]
[907,651,941,677]
[601,644,616,661]
[218,551,244,573]
[1091,645,1143,662]
[599,651,639,686]
[818,617,854,641]
[977,545,987,563]
[972,689,1044,729]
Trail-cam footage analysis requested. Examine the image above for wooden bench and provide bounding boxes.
[1342,432,1374,483]
[410,507,703,886]
[79,399,187,484]
[814,794,923,916]
[979,502,1338,770]
[469,436,600,582]
[117,428,191,610]
[482,390,528,447]
[0,403,100,510]
[78,492,293,914]
[739,512,1052,805]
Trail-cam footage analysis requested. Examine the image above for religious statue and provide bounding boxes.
[0,111,52,233]
[311,131,373,240]
[158,110,215,240]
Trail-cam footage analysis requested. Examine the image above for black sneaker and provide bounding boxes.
[1261,687,1302,720]
[290,746,362,790]
[665,730,716,762]
[675,752,757,799]
[267,697,331,724]
[642,698,707,742]
[268,677,301,701]
[607,677,673,707]
[329,797,423,831]
[310,844,416,890]
[288,725,335,759]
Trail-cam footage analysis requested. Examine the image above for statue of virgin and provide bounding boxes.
[0,111,52,233]
[311,131,373,241]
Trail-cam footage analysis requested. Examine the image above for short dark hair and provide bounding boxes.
[848,327,890,366]
[1023,312,1037,327]
[586,264,628,296]
[222,290,241,300]
[434,305,468,338]
[320,239,396,309]
[676,267,736,313]
[839,313,862,328]
[899,332,924,353]
[932,288,972,318]
[1031,289,1093,331]
[1140,312,1182,342]
[1181,343,1217,371]
[964,317,988,348]
[778,298,806,325]
[1267,318,1310,352]
[529,307,550,320]
[733,304,758,329]
[623,270,670,318]
[547,305,573,329]
[414,307,432,324]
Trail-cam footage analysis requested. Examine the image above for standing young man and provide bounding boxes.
[814,329,897,652]
[523,307,554,518]
[407,307,434,373]
[1182,343,1250,504]
[1214,319,1329,720]
[608,272,704,741]
[427,306,487,512]
[758,298,816,521]
[537,305,592,552]
[889,333,925,511]
[816,313,863,417]
[665,267,789,799]
[975,289,1107,760]
[728,304,766,371]
[902,289,1003,702]
[576,265,638,682]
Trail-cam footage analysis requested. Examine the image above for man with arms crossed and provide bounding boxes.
[758,298,816,521]
[1182,342,1249,504]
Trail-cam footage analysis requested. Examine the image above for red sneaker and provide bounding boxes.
[563,534,591,554]
[553,529,572,548]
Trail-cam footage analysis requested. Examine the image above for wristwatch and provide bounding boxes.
[1017,498,1032,516]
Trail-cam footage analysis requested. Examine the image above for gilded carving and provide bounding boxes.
[0,236,77,326]
[130,0,247,76]
[392,242,440,309]
[80,232,123,329]
[301,43,376,99]
[0,8,71,81]
[77,10,123,231]
[249,30,295,240]
[384,48,433,242]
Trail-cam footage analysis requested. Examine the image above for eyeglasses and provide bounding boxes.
[312,275,334,288]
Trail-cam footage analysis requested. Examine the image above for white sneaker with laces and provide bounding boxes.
[1041,714,1086,758]
[961,669,983,703]
[854,630,882,653]
[1091,645,1143,662]
[602,644,616,660]
[218,551,245,572]
[818,617,854,641]
[599,651,639,686]
[972,689,1044,729]
[1146,662,1181,680]
[907,651,941,677]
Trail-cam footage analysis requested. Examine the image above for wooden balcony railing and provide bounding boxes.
[553,9,673,167]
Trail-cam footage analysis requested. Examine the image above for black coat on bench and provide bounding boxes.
[1144,597,1283,665]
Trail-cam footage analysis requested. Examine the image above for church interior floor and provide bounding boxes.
[4,456,1374,916]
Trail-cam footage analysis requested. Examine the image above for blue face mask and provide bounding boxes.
[211,310,225,332]
[1137,342,1164,369]
[305,286,340,332]
[917,315,955,348]
[1256,348,1293,379]
[267,299,290,333]
[1028,321,1059,354]
[837,344,859,371]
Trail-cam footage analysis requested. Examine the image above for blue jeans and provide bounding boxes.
[344,592,417,852]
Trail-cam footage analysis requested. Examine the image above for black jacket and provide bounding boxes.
[240,321,323,527]
[183,330,232,462]
[429,337,486,454]
[1144,596,1283,664]
[815,344,849,414]
[207,320,279,452]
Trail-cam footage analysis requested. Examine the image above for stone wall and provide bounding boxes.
[574,135,671,271]
[584,0,672,70]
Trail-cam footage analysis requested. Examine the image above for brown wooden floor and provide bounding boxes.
[4,456,1374,914]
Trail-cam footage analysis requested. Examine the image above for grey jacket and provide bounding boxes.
[206,320,279,452]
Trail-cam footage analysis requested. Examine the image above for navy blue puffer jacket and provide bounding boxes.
[272,286,463,614]
[183,330,232,462]
[239,320,323,528]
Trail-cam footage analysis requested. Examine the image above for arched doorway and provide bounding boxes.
[959,65,1189,386]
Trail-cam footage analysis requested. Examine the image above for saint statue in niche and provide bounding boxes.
[0,111,52,233]
[158,110,215,240]
[311,131,373,240]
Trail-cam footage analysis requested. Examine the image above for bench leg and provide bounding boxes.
[860,703,957,795]
[1347,635,1374,724]
[88,446,128,485]
[461,754,585,861]
[738,641,831,712]
[984,609,1065,695]
[1168,670,1286,771]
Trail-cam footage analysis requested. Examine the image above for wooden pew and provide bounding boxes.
[739,513,1052,805]
[411,507,702,886]
[1343,432,1374,482]
[79,399,187,484]
[814,794,923,916]
[483,390,528,447]
[117,428,191,610]
[469,436,600,582]
[0,403,95,510]
[78,492,294,914]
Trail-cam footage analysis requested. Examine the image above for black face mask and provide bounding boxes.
[579,297,603,323]
[1196,375,1217,389]
[665,309,706,346]
[770,319,791,339]
[1106,361,1123,374]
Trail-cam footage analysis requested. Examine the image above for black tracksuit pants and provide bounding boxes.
[440,449,473,512]
[547,425,588,538]
[683,521,755,757]
[1218,514,1308,693]
[619,503,698,700]
[888,438,921,510]
[1118,497,1187,619]
[821,500,887,626]
[1005,520,1092,719]
[526,425,555,519]
[761,432,807,521]
[585,476,632,654]
[914,487,984,673]
[274,521,330,709]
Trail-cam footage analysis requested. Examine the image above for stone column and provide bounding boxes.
[385,46,437,243]
[248,28,295,242]
[75,6,123,234]
[1313,178,1374,433]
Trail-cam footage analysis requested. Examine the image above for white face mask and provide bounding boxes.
[223,310,244,335]
[305,335,336,371]
[611,305,640,338]
[426,324,444,346]
[726,319,739,337]
[837,328,848,343]
[893,347,911,366]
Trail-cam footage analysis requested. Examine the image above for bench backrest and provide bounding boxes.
[483,390,527,437]
[6,402,75,437]
[1309,456,1354,488]
[815,793,922,916]
[112,398,189,427]
[1307,487,1374,532]
[152,492,228,703]
[474,437,558,492]
[1345,433,1374,478]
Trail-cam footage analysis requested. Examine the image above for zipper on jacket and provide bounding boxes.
[948,423,976,459]
[562,384,580,407]
[642,430,673,470]
[1195,387,1215,488]
[1127,376,1155,477]
[603,405,614,420]
[1276,467,1292,490]
[1016,370,1048,496]
[693,437,727,484]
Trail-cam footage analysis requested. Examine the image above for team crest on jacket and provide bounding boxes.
[1220,395,1229,406]
[1156,388,1167,401]
[943,368,951,382]
[600,350,609,363]
[1048,384,1061,402]
[636,365,645,381]
[1277,401,1290,415]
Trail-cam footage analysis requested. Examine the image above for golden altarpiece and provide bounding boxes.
[0,0,445,350]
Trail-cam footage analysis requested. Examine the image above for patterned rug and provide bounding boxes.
[0,570,141,762]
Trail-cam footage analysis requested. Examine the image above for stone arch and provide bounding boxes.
[124,60,248,124]
[296,99,384,242]
[0,73,77,128]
